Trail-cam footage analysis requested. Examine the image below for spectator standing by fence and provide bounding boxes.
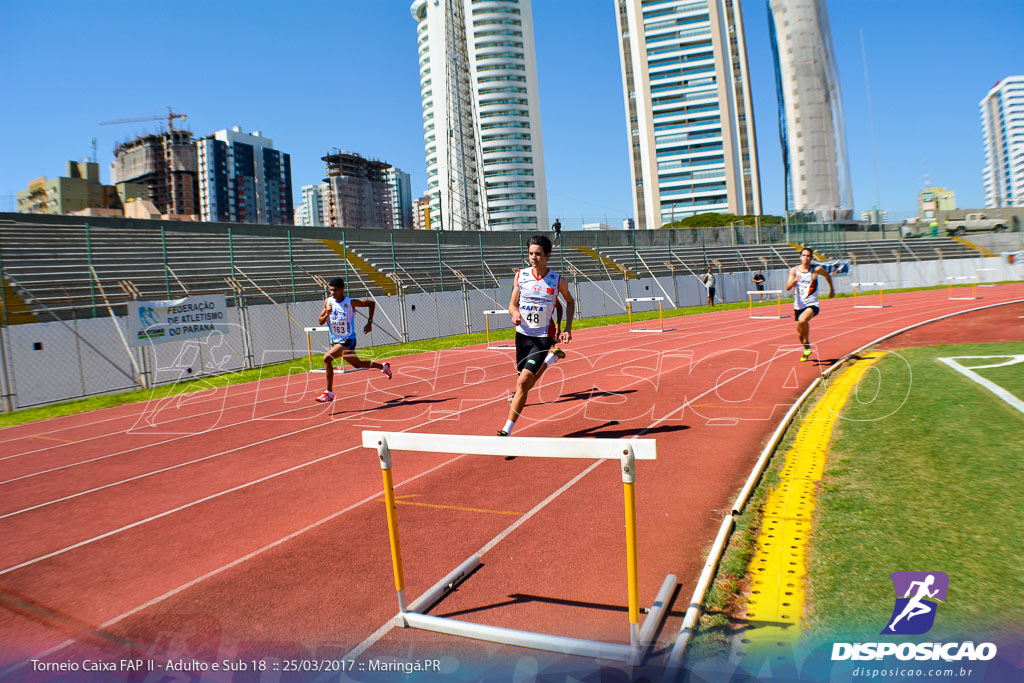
[703,267,716,306]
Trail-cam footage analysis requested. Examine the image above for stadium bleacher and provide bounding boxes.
[0,217,992,323]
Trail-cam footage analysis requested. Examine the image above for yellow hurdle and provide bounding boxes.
[361,432,668,664]
[946,275,979,300]
[851,282,886,308]
[747,289,784,318]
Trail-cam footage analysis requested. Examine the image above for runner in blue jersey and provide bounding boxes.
[497,235,575,436]
[314,278,391,403]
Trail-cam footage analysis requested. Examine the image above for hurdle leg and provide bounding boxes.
[776,293,781,318]
[620,446,640,660]
[376,439,407,616]
[627,302,632,330]
[658,301,664,332]
[485,314,491,349]
[307,331,313,372]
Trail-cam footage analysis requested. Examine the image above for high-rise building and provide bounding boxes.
[386,166,414,230]
[981,75,1024,208]
[322,151,394,228]
[298,183,330,226]
[111,130,200,217]
[411,0,548,231]
[196,127,294,225]
[768,0,852,220]
[616,0,761,229]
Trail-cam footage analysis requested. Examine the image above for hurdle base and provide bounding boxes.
[394,552,675,665]
[403,612,635,662]
[853,305,889,309]
[630,327,674,333]
[948,297,980,301]
[749,314,786,319]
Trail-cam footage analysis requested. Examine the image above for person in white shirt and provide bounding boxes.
[703,267,716,306]
[497,235,575,436]
[785,247,835,362]
[313,278,391,403]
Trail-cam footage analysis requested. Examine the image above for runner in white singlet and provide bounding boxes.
[497,235,575,436]
[786,247,835,362]
[313,278,391,403]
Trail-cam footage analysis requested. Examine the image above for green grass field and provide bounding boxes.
[691,340,1024,665]
[805,341,1024,642]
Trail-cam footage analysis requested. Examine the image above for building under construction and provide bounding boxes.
[110,130,199,218]
[322,151,394,229]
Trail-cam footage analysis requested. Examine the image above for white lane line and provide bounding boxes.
[0,454,467,678]
[6,290,1019,664]
[338,295,1024,659]
[2,328,645,465]
[1,316,781,506]
[343,459,605,660]
[0,323,708,566]
[937,355,1024,414]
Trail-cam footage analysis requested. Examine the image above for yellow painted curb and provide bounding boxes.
[320,240,397,296]
[950,236,996,258]
[738,352,885,658]
[572,245,638,279]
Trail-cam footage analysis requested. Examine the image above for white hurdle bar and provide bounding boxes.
[303,326,365,373]
[746,289,784,318]
[851,282,887,308]
[625,296,670,332]
[482,309,513,349]
[977,267,996,286]
[946,275,980,300]
[362,431,673,665]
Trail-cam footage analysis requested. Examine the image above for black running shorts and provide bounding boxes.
[794,305,820,321]
[515,332,554,374]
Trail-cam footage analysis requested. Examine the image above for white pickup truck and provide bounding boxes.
[944,213,1010,236]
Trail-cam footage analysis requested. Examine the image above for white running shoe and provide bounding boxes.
[314,390,334,403]
[382,360,392,379]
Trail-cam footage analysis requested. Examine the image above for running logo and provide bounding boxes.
[882,572,948,635]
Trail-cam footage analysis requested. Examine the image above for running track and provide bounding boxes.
[1,285,1022,678]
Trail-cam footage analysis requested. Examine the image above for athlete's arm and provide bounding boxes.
[353,298,376,332]
[785,267,798,290]
[555,299,563,332]
[816,266,835,297]
[317,298,331,325]
[557,277,575,343]
[508,277,522,326]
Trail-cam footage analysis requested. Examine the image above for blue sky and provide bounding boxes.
[1,1,1021,224]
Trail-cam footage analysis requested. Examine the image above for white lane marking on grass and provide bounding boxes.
[936,355,1024,415]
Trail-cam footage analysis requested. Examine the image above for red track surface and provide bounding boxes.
[2,286,1022,678]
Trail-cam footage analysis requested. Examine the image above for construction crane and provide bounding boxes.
[100,106,187,131]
